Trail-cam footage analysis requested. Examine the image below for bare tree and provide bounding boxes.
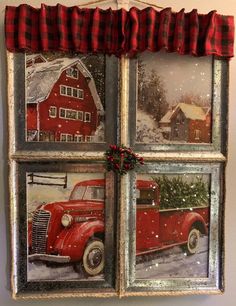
[175,93,210,108]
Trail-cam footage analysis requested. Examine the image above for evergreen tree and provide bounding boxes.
[153,175,209,209]
[138,61,169,123]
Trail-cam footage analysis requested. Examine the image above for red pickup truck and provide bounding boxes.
[28,179,209,276]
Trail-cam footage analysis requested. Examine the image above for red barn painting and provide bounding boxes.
[159,103,211,143]
[26,54,104,142]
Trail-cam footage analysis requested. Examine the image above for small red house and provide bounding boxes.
[159,103,211,143]
[26,54,104,142]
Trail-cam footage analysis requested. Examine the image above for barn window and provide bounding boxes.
[77,111,83,121]
[74,135,83,142]
[49,106,57,118]
[60,133,73,142]
[78,89,84,100]
[59,108,66,118]
[84,112,91,122]
[66,67,79,79]
[72,88,78,98]
[66,109,77,120]
[85,136,93,142]
[66,87,72,96]
[60,85,66,95]
[195,129,201,140]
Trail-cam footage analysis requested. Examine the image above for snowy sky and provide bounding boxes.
[139,51,212,106]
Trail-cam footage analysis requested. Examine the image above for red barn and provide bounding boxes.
[26,55,104,142]
[159,103,211,143]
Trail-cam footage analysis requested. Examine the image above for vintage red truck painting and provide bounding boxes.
[28,178,209,277]
[26,54,104,142]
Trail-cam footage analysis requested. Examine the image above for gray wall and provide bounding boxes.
[1,0,236,305]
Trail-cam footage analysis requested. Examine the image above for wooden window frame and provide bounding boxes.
[7,51,228,298]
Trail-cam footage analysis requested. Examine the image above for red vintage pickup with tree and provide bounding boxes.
[28,178,209,276]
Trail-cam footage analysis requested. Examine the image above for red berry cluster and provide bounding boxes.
[105,145,144,175]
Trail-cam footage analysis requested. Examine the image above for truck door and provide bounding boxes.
[136,187,161,253]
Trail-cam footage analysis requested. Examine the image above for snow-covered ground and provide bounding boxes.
[136,236,208,279]
[136,109,168,144]
[28,262,104,281]
[27,237,208,281]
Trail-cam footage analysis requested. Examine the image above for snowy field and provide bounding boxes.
[28,237,208,281]
[136,236,208,279]
[28,262,104,281]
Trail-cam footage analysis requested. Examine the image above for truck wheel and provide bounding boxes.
[185,228,200,255]
[82,239,104,276]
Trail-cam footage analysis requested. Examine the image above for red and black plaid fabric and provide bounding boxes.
[5,4,234,58]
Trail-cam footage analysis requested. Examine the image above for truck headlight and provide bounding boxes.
[61,214,73,227]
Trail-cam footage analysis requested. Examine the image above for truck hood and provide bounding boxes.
[42,200,104,214]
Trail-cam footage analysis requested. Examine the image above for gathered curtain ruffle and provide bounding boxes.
[5,4,234,58]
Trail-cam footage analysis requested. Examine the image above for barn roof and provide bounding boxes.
[176,103,206,120]
[159,109,175,124]
[26,53,47,63]
[26,55,104,114]
[160,103,207,123]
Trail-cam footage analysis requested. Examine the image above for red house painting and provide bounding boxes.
[26,54,104,142]
[159,103,211,143]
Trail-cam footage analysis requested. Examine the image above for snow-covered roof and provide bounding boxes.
[159,109,175,124]
[175,103,206,120]
[26,55,104,114]
[160,103,206,123]
[26,53,47,63]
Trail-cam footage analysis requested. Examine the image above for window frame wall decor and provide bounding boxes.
[6,0,233,299]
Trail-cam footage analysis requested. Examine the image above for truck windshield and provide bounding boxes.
[70,186,104,201]
[136,189,156,205]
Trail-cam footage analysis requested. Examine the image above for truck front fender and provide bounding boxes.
[181,212,207,242]
[54,220,104,262]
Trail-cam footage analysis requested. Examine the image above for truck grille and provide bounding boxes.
[32,210,51,254]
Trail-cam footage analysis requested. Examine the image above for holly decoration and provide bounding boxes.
[105,145,144,175]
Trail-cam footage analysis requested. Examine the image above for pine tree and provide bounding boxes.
[153,175,209,209]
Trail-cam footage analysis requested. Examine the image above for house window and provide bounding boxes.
[60,133,73,142]
[60,85,84,100]
[66,109,77,120]
[66,67,79,79]
[195,129,201,140]
[85,136,93,142]
[49,106,57,118]
[60,85,66,95]
[74,135,83,142]
[73,88,78,98]
[84,112,91,122]
[59,108,66,118]
[66,87,72,96]
[59,108,84,121]
[77,111,83,121]
[78,89,84,99]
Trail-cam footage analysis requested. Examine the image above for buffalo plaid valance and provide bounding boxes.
[5,4,234,58]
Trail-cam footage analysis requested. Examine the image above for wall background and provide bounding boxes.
[0,0,235,305]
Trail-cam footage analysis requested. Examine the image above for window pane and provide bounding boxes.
[136,51,212,144]
[135,173,210,279]
[26,53,106,143]
[27,172,106,281]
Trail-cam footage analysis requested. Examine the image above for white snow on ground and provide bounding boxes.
[28,237,208,281]
[28,262,104,281]
[136,109,168,144]
[136,236,208,279]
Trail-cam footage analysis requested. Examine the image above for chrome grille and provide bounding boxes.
[32,210,50,254]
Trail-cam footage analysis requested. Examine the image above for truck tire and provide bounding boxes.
[185,228,200,255]
[80,239,104,276]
